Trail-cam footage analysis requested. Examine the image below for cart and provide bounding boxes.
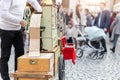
[11,4,76,79]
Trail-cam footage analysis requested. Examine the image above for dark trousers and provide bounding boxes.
[0,29,24,80]
[91,41,100,49]
[91,38,107,53]
[100,38,107,52]
[113,34,119,48]
[109,31,112,38]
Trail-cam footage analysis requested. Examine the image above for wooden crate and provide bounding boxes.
[41,37,58,51]
[41,46,60,76]
[14,66,54,80]
[19,78,53,80]
[18,53,54,72]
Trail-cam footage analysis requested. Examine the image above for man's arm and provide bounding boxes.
[27,0,42,12]
[0,0,21,25]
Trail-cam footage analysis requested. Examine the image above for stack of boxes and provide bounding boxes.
[40,5,61,76]
[14,13,54,80]
[13,4,61,80]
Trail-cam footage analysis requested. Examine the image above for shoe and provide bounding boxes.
[103,49,107,53]
[110,47,115,53]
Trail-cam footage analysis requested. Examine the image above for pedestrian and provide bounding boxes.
[0,0,42,80]
[65,21,74,44]
[94,2,111,55]
[74,4,86,32]
[91,15,96,26]
[95,2,111,32]
[108,12,116,42]
[110,12,120,53]
[73,4,86,48]
[85,8,93,26]
[65,12,72,25]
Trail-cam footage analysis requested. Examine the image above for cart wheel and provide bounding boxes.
[90,51,98,60]
[76,49,83,58]
[58,55,65,80]
[97,52,104,59]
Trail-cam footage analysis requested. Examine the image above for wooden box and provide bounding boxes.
[19,78,53,80]
[41,46,60,76]
[41,37,58,51]
[18,53,54,72]
[15,66,54,80]
[16,67,54,80]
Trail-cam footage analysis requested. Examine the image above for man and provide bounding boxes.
[0,0,42,80]
[95,2,110,56]
[95,2,111,32]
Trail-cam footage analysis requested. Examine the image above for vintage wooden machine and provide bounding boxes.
[12,2,65,80]
[12,13,55,80]
[40,5,58,51]
[40,4,62,77]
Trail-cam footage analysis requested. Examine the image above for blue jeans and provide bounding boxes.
[113,34,120,47]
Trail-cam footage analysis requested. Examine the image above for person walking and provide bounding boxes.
[108,12,116,42]
[65,21,74,44]
[95,2,111,55]
[95,2,111,33]
[74,4,86,32]
[65,12,73,25]
[0,0,42,80]
[73,4,86,48]
[110,12,120,53]
[85,8,93,26]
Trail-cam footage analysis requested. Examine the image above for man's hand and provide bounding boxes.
[20,20,26,27]
[104,28,107,32]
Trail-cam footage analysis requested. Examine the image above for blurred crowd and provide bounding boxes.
[57,2,120,54]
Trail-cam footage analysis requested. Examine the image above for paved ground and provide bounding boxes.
[64,41,120,80]
[0,36,120,80]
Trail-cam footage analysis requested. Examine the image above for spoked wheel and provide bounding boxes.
[89,51,99,60]
[76,48,83,58]
[89,51,104,60]
[97,52,105,59]
[58,55,65,80]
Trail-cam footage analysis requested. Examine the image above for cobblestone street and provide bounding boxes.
[65,47,120,80]
[0,38,120,80]
[64,39,120,80]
